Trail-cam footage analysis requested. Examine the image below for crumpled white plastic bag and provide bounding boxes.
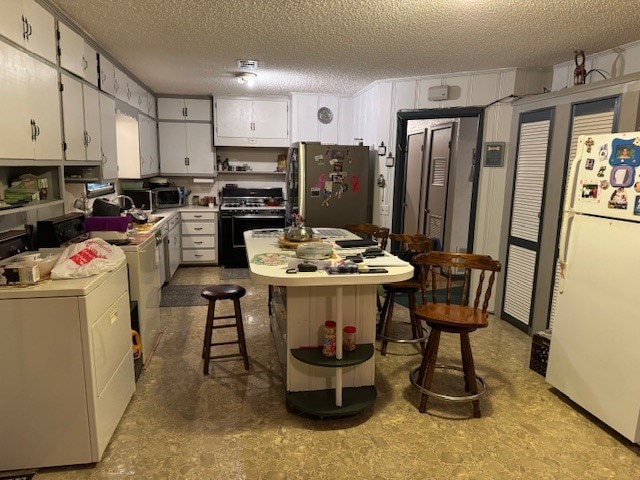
[51,238,126,279]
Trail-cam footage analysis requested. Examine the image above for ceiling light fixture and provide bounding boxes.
[236,72,257,85]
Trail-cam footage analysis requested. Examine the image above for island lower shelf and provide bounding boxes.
[287,386,377,417]
[291,344,374,367]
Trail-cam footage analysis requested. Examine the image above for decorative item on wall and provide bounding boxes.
[574,50,586,85]
[377,174,386,188]
[317,107,333,124]
[377,142,386,156]
[385,152,394,167]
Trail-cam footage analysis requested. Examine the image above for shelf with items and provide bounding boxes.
[215,146,287,176]
[0,165,63,215]
[270,283,378,416]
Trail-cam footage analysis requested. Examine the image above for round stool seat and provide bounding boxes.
[201,284,246,301]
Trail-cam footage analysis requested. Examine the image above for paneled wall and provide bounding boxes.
[351,68,551,282]
[290,94,354,145]
[551,40,640,92]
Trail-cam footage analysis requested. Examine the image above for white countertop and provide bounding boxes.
[0,259,127,299]
[244,229,413,287]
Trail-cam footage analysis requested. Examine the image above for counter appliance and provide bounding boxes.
[546,131,640,442]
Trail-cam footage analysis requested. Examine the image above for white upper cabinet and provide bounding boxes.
[83,43,99,87]
[157,98,211,121]
[0,42,61,160]
[115,111,159,179]
[99,93,118,180]
[60,74,102,162]
[147,92,157,119]
[58,22,85,78]
[0,0,56,63]
[214,97,289,147]
[158,122,214,175]
[114,67,130,103]
[98,54,116,96]
[83,85,102,161]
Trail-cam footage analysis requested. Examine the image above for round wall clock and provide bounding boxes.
[317,107,333,124]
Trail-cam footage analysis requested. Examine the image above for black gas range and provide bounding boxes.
[219,187,286,268]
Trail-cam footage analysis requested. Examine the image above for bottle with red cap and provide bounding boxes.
[322,320,336,357]
[343,326,356,351]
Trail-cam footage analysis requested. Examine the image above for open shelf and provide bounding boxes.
[217,171,286,175]
[291,344,374,368]
[287,386,377,417]
[0,199,64,217]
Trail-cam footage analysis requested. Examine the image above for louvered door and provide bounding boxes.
[502,109,554,331]
[547,97,618,330]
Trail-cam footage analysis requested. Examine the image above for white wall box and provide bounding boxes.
[60,74,102,162]
[99,93,118,179]
[157,97,211,121]
[0,0,57,63]
[83,43,99,87]
[180,210,217,264]
[98,54,116,96]
[0,263,135,470]
[158,122,214,175]
[214,97,289,147]
[0,42,62,160]
[57,22,86,78]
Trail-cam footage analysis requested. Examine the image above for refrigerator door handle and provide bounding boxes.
[558,210,575,293]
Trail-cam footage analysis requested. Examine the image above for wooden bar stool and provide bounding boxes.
[200,284,250,374]
[377,234,433,356]
[409,252,500,417]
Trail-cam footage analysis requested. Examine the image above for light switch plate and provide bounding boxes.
[380,205,389,215]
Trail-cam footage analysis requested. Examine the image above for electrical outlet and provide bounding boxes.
[380,205,389,215]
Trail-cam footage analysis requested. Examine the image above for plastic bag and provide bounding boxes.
[51,238,126,279]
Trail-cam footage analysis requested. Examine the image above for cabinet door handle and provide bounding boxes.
[101,151,107,165]
[82,56,88,70]
[195,254,203,257]
[194,227,203,231]
[30,119,36,141]
[194,241,203,245]
[194,215,202,218]
[25,18,32,40]
[127,88,131,99]
[22,16,28,40]
[114,79,119,92]
[101,70,106,82]
[184,107,188,117]
[34,123,40,138]
[87,132,92,144]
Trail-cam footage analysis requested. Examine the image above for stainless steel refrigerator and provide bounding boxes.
[286,142,373,228]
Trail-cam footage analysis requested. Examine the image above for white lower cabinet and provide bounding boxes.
[180,210,217,264]
[168,213,181,278]
[0,263,135,470]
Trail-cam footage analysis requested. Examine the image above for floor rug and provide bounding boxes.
[160,284,210,307]
[391,286,463,309]
[0,473,36,480]
[219,268,251,280]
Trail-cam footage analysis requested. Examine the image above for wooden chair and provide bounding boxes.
[344,224,390,311]
[377,234,435,355]
[409,251,500,417]
[343,223,390,249]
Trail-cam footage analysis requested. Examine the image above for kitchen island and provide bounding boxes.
[245,229,413,416]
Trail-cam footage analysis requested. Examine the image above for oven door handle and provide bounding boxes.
[231,215,285,219]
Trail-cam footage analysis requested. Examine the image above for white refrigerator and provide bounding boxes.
[547,131,640,443]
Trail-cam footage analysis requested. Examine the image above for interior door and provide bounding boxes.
[424,125,453,245]
[502,109,554,332]
[403,131,426,234]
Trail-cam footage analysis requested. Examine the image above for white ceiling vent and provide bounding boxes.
[237,60,258,70]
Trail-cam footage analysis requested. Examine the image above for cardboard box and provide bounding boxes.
[0,263,40,285]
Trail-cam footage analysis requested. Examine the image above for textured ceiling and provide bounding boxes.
[50,0,640,97]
